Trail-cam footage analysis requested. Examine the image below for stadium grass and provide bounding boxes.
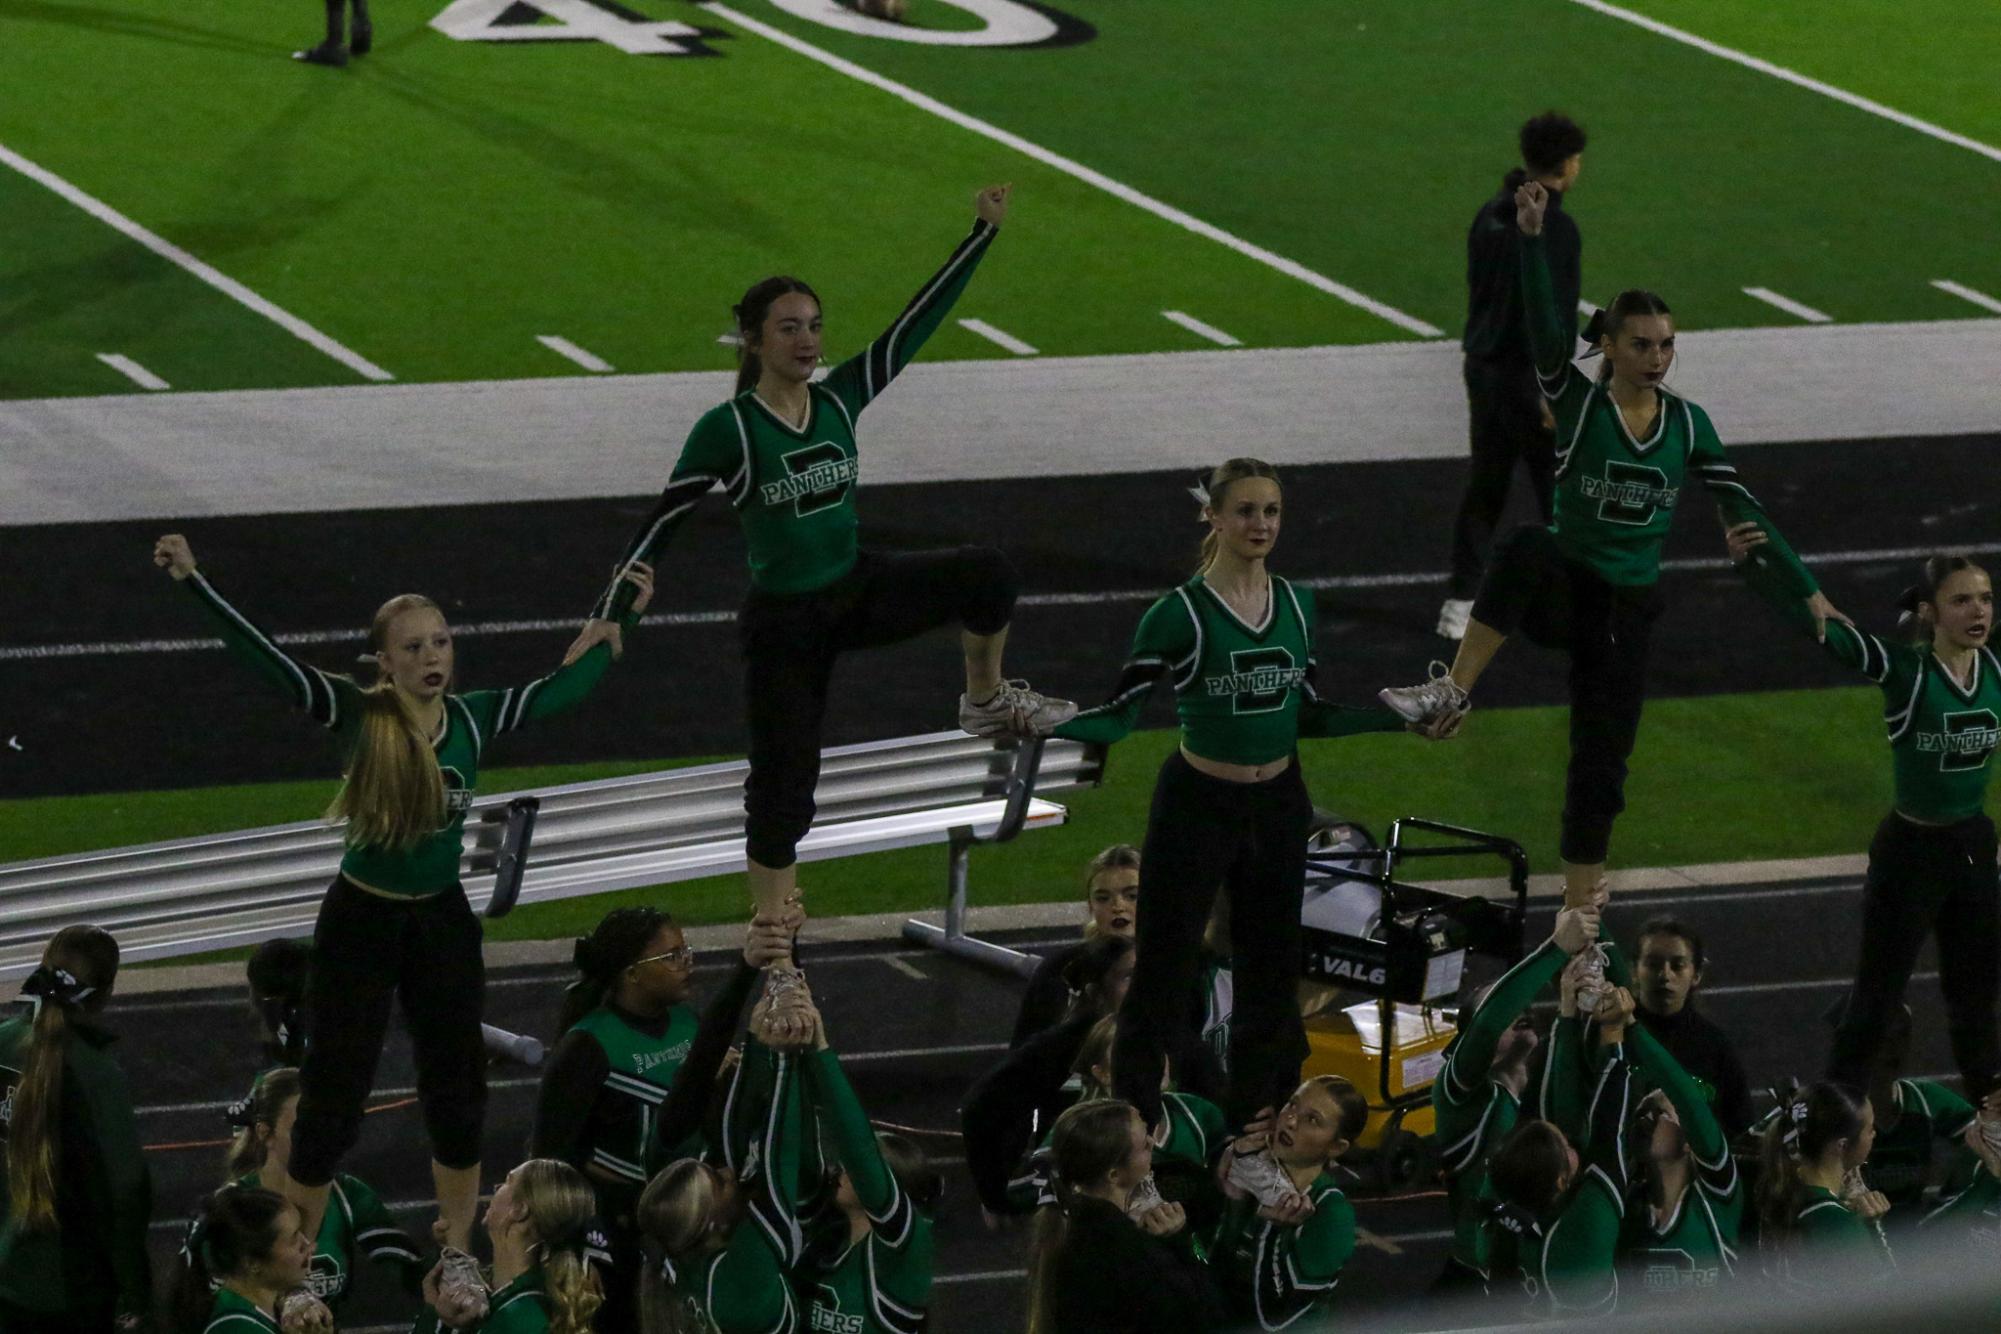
[1624,0,2001,146]
[8,2,1998,400]
[2,686,1907,962]
[753,0,2001,335]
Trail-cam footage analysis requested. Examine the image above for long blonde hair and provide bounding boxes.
[325,594,448,851]
[6,925,120,1230]
[507,1159,604,1334]
[1196,458,1281,574]
[636,1159,724,1334]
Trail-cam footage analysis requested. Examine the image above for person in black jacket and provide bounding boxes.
[1628,916,1753,1135]
[965,937,1135,1225]
[1438,111,1587,641]
[0,925,151,1333]
[1013,845,1141,1046]
[1025,1099,1227,1333]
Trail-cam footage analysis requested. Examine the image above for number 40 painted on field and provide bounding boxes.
[431,0,718,56]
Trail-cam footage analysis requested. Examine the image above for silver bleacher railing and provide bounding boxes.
[0,731,1106,983]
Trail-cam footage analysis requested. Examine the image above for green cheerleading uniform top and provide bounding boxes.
[1767,1186,1895,1290]
[413,1268,552,1333]
[1493,1044,1635,1318]
[1434,938,1567,1275]
[1616,1024,1743,1301]
[561,1003,701,1186]
[1211,1169,1355,1331]
[231,1171,421,1308]
[1055,575,1402,765]
[799,1049,934,1334]
[592,221,996,611]
[1921,1156,2001,1247]
[673,1041,805,1334]
[1742,557,1999,823]
[185,571,634,896]
[203,1288,278,1333]
[1520,232,1817,595]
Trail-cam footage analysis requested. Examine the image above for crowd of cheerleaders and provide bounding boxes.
[3,181,1998,1331]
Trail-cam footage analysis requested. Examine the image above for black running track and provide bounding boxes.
[124,878,1966,1333]
[5,431,1998,798]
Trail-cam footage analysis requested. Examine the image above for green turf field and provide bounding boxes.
[0,687,1914,951]
[4,1,1996,399]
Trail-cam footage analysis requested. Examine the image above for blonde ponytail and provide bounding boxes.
[1194,458,1282,574]
[508,1159,603,1334]
[6,926,120,1230]
[325,594,447,852]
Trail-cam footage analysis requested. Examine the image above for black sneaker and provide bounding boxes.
[350,23,373,55]
[293,41,348,67]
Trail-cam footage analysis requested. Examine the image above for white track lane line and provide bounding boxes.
[697,2,1442,339]
[0,141,393,382]
[1561,0,2001,166]
[12,539,2001,663]
[957,318,1037,356]
[1742,287,1833,323]
[96,353,169,391]
[536,335,615,373]
[1932,279,2001,315]
[1161,310,1242,347]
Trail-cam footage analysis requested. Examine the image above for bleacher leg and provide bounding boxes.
[901,832,1038,978]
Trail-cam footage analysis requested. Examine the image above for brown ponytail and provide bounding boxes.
[731,276,821,397]
[325,594,447,852]
[1585,290,1672,382]
[1757,1080,1866,1242]
[1895,554,1984,644]
[6,925,120,1231]
[1195,457,1282,574]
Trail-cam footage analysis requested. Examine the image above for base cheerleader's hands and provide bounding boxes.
[277,1289,333,1334]
[420,1259,486,1330]
[1132,1200,1187,1238]
[153,533,197,580]
[561,561,656,665]
[1551,903,1602,957]
[1407,703,1465,741]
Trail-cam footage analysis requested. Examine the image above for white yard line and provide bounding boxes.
[0,140,394,382]
[1560,0,2001,166]
[1162,310,1242,347]
[13,539,2000,664]
[536,334,615,373]
[696,2,1442,338]
[957,317,1038,356]
[1932,279,2001,315]
[96,353,169,391]
[1742,286,1833,324]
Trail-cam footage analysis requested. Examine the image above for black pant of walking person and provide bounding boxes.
[297,0,373,68]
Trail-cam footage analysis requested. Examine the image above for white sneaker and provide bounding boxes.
[1124,1172,1165,1219]
[1436,598,1474,640]
[1378,661,1469,724]
[1226,1143,1299,1209]
[1572,944,1610,1019]
[436,1246,490,1322]
[959,680,1077,738]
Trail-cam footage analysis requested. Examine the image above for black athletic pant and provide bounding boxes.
[292,877,487,1186]
[1826,813,2000,1101]
[1113,751,1313,1130]
[739,546,1018,869]
[1472,525,1662,865]
[1448,356,1556,600]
